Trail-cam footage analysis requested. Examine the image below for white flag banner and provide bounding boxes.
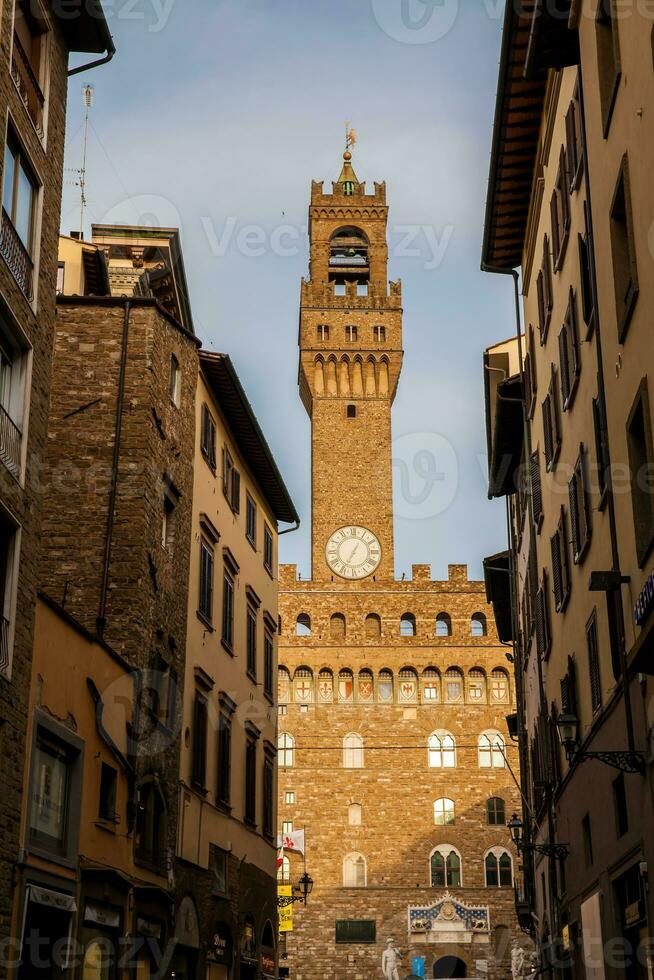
[277,829,305,855]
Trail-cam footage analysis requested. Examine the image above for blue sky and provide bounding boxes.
[62,0,515,581]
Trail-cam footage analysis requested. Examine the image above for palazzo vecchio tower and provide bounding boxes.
[276,147,525,980]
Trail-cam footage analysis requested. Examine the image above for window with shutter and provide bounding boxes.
[550,368,561,461]
[565,95,583,191]
[559,290,580,411]
[222,445,233,499]
[531,450,543,527]
[543,394,554,470]
[231,468,240,514]
[558,325,571,408]
[551,509,571,612]
[578,230,595,334]
[201,404,217,469]
[570,448,591,563]
[550,191,561,268]
[587,612,602,714]
[526,326,537,418]
[593,397,608,503]
[536,572,551,659]
[538,237,553,343]
[610,154,639,341]
[217,714,232,806]
[192,692,208,789]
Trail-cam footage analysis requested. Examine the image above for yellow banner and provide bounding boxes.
[278,885,293,933]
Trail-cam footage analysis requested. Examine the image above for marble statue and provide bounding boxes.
[382,939,402,980]
[511,940,537,980]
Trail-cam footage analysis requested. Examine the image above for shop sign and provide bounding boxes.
[136,918,162,940]
[625,901,642,928]
[208,923,233,965]
[633,569,654,626]
[278,885,293,934]
[261,951,275,975]
[561,926,571,952]
[84,902,121,930]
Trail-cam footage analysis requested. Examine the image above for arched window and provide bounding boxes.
[278,667,291,704]
[338,669,354,703]
[343,852,367,887]
[365,613,381,639]
[398,667,418,703]
[348,803,362,826]
[241,918,256,960]
[169,353,181,405]
[343,733,364,769]
[358,669,374,702]
[486,797,506,825]
[278,733,294,768]
[490,668,510,704]
[479,731,505,768]
[296,613,311,637]
[467,668,487,703]
[378,669,393,704]
[400,613,416,637]
[471,612,487,637]
[422,667,440,703]
[434,798,455,826]
[430,846,462,888]
[428,731,456,769]
[330,613,346,639]
[444,667,464,703]
[485,848,513,888]
[293,667,313,703]
[318,668,333,702]
[277,856,291,883]
[435,613,451,637]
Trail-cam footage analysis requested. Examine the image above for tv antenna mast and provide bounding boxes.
[79,84,94,239]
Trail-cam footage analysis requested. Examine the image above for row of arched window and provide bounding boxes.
[278,665,511,706]
[294,611,487,639]
[277,847,513,889]
[277,730,507,769]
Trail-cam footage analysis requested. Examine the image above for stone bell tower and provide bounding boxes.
[298,148,403,583]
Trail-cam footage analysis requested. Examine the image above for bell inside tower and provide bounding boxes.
[328,226,369,297]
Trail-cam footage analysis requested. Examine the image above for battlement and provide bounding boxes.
[300,278,402,310]
[278,562,482,591]
[310,179,387,206]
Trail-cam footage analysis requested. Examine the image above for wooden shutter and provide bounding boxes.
[565,102,578,188]
[531,451,543,526]
[593,397,608,498]
[578,232,594,331]
[231,468,241,514]
[559,147,570,233]
[569,469,581,562]
[537,271,546,343]
[192,694,207,788]
[587,614,602,713]
[543,395,554,470]
[550,191,560,263]
[559,325,571,407]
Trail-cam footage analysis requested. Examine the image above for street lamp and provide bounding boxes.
[297,871,314,905]
[508,813,569,860]
[556,711,645,774]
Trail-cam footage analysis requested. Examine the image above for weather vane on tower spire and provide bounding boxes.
[345,122,357,156]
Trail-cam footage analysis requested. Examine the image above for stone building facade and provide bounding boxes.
[278,154,524,980]
[0,0,113,962]
[482,2,654,977]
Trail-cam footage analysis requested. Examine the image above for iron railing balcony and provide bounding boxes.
[11,31,45,138]
[0,616,9,675]
[1,209,34,300]
[0,404,21,479]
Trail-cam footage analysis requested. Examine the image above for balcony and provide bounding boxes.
[1,209,34,300]
[11,32,45,138]
[0,404,21,479]
[0,616,9,675]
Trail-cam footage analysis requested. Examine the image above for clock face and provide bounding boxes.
[325,526,381,580]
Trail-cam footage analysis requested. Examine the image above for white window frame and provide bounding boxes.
[343,733,364,769]
[478,731,506,769]
[428,731,456,769]
[342,852,366,888]
[434,798,455,826]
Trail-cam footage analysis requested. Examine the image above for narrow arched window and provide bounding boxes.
[400,613,416,637]
[365,613,381,639]
[431,846,461,887]
[278,733,294,768]
[343,852,366,887]
[471,612,487,637]
[485,849,513,887]
[296,613,311,637]
[330,613,346,639]
[348,803,362,826]
[479,731,505,768]
[435,613,451,637]
[428,732,456,769]
[434,798,455,826]
[343,733,364,769]
[277,856,291,883]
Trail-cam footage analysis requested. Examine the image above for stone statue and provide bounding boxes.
[382,939,402,980]
[511,940,537,980]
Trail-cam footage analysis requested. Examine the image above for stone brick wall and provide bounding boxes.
[278,565,524,980]
[39,297,199,877]
[0,3,72,957]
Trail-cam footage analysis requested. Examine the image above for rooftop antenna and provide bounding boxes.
[79,84,94,239]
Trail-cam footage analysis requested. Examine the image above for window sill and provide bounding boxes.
[601,70,622,140]
[215,799,232,815]
[95,819,117,835]
[246,534,257,552]
[221,639,234,657]
[247,670,257,685]
[201,451,217,474]
[617,282,639,344]
[264,690,274,706]
[244,818,257,830]
[197,610,214,632]
[264,564,274,580]
[192,782,209,797]
[554,229,570,274]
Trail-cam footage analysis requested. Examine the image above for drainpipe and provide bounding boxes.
[97,300,131,637]
[67,39,116,77]
[576,70,638,758]
[482,262,561,975]
[278,520,300,536]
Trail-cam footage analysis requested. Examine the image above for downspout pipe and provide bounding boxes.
[68,39,116,77]
[97,300,131,637]
[278,520,300,536]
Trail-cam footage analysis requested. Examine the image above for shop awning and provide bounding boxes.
[489,376,524,498]
[27,885,77,913]
[483,551,514,644]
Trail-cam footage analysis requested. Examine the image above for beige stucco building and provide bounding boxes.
[482,2,654,977]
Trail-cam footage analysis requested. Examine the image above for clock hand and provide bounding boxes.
[346,542,361,563]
